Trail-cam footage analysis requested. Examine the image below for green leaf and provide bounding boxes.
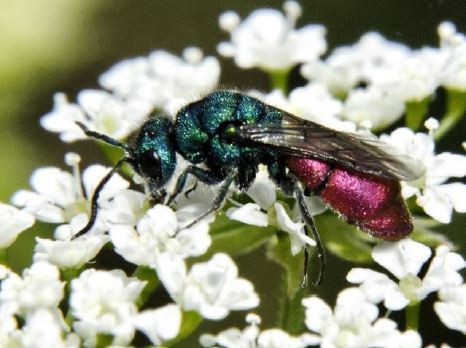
[193,211,276,262]
[315,213,373,263]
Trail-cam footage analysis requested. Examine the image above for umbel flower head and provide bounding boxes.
[218,1,326,71]
[347,239,465,310]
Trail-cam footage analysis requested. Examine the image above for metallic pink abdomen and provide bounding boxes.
[287,157,412,240]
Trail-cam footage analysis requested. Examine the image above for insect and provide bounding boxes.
[73,90,423,285]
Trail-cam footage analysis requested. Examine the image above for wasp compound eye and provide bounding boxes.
[139,149,162,182]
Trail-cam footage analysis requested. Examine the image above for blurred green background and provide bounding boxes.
[1,0,464,346]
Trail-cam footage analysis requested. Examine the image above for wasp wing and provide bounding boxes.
[238,114,424,181]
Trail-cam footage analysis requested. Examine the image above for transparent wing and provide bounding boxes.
[238,113,424,181]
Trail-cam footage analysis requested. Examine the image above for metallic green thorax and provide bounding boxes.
[134,117,176,187]
[174,91,283,180]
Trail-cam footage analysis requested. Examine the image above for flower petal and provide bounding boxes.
[226,203,268,227]
[372,239,431,279]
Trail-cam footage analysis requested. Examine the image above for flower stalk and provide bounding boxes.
[405,302,421,331]
[434,89,466,141]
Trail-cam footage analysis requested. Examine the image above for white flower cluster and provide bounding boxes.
[202,239,465,347]
[381,123,466,223]
[218,1,326,71]
[221,6,466,131]
[201,313,318,348]
[1,1,465,347]
[41,47,220,142]
[1,152,259,345]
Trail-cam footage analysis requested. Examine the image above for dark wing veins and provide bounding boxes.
[238,113,424,181]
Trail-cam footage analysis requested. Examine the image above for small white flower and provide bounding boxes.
[110,204,211,266]
[370,48,443,102]
[434,284,466,334]
[0,261,64,315]
[275,202,316,255]
[302,31,409,95]
[380,127,466,223]
[302,287,421,348]
[154,253,259,320]
[226,165,319,256]
[218,2,326,71]
[437,22,466,91]
[0,312,18,347]
[12,153,129,238]
[40,90,151,142]
[264,87,355,132]
[104,189,149,226]
[347,239,465,310]
[225,167,274,227]
[246,167,276,210]
[342,86,405,129]
[200,312,318,348]
[40,93,87,142]
[134,304,181,346]
[34,234,109,269]
[18,309,80,348]
[0,203,35,248]
[226,203,269,227]
[287,83,344,123]
[76,89,151,139]
[70,268,146,346]
[99,47,220,112]
[226,181,317,256]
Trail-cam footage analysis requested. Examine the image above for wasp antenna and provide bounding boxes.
[76,121,132,154]
[72,157,128,240]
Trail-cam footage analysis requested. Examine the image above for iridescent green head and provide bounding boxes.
[134,117,176,191]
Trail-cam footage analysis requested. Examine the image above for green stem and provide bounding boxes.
[405,302,420,330]
[272,234,307,334]
[165,311,203,347]
[279,285,306,335]
[133,266,159,308]
[0,249,7,265]
[434,89,466,141]
[95,334,113,348]
[405,97,430,130]
[61,267,82,327]
[268,69,289,93]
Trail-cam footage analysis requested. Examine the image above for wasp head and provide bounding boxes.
[133,117,177,201]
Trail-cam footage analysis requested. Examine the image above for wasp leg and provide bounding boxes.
[72,157,128,240]
[294,187,326,286]
[184,180,198,199]
[165,165,224,205]
[176,168,238,233]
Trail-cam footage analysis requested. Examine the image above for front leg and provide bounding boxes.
[165,165,225,205]
[176,167,238,233]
